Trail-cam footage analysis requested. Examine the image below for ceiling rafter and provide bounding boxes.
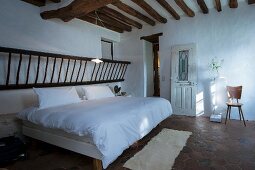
[22,0,45,7]
[174,0,195,17]
[215,0,222,12]
[50,0,61,2]
[22,0,61,7]
[22,0,254,34]
[88,12,132,32]
[112,0,156,26]
[156,0,180,20]
[40,0,118,21]
[229,0,238,8]
[197,0,209,14]
[100,6,142,29]
[131,0,167,23]
[248,0,255,4]
[78,15,124,33]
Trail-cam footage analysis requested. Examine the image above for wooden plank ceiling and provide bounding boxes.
[22,0,254,33]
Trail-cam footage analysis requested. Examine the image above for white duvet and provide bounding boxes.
[18,96,172,168]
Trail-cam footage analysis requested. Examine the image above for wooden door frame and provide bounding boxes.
[140,33,163,96]
[153,44,160,96]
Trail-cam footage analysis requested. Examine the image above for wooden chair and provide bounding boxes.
[225,86,246,126]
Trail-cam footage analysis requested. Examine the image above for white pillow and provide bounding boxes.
[33,87,81,109]
[82,85,115,100]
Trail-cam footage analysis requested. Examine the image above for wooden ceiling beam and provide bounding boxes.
[88,12,132,32]
[78,15,124,33]
[215,0,222,12]
[112,1,156,26]
[131,0,167,23]
[41,0,118,21]
[229,0,238,8]
[100,7,142,29]
[156,0,180,20]
[22,0,60,6]
[197,0,209,14]
[175,0,195,17]
[22,0,46,7]
[248,0,255,4]
[140,33,163,44]
[49,0,61,3]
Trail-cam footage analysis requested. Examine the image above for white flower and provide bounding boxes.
[209,57,224,73]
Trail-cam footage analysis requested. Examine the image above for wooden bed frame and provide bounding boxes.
[23,123,103,170]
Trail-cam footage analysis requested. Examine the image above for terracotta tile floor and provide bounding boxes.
[2,115,255,170]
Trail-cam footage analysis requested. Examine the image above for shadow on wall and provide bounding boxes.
[196,77,228,117]
[196,79,213,117]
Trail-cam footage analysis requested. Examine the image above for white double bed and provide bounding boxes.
[18,96,172,169]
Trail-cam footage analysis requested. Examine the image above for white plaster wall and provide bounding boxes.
[116,2,255,120]
[143,41,154,97]
[115,35,145,97]
[0,0,121,114]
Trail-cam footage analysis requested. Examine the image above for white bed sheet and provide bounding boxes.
[18,96,172,168]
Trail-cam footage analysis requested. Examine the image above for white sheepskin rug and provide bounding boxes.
[124,128,192,170]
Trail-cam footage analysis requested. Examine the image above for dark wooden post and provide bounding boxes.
[35,56,41,84]
[81,61,87,82]
[26,55,32,84]
[51,57,57,83]
[16,54,22,85]
[58,58,64,83]
[43,57,49,83]
[64,59,70,83]
[70,59,76,82]
[93,159,103,170]
[6,53,12,86]
[76,60,82,82]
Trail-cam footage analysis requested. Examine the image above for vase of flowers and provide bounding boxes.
[208,57,225,122]
[208,57,224,80]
